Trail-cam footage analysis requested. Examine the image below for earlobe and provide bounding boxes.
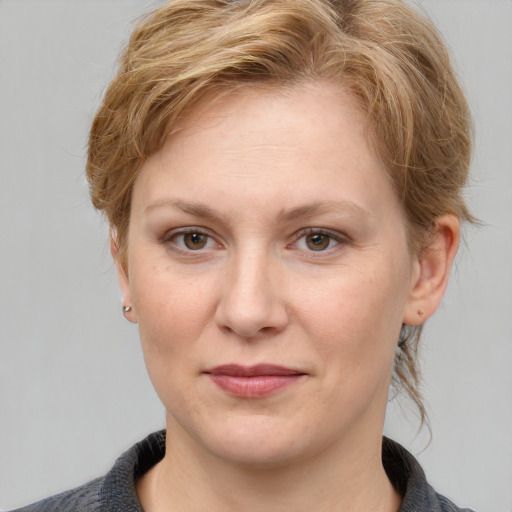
[111,236,138,324]
[403,215,460,326]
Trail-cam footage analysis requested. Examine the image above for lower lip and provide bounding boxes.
[208,374,303,398]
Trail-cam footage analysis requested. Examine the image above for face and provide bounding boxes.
[118,82,421,468]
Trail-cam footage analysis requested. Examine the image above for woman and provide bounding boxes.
[12,0,476,510]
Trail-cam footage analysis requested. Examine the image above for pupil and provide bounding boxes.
[185,232,207,249]
[307,233,329,251]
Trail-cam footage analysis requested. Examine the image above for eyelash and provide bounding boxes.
[161,227,220,254]
[289,228,348,254]
[161,227,348,255]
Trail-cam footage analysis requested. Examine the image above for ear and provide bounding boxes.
[403,215,460,326]
[111,236,137,323]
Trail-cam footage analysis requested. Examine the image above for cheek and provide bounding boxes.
[297,267,406,374]
[129,265,218,413]
[130,261,217,357]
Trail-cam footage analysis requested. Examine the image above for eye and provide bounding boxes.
[168,230,216,251]
[304,233,332,251]
[294,229,343,252]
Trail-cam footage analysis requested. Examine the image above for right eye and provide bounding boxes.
[167,230,217,252]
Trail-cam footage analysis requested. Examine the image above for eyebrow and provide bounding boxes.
[145,199,371,223]
[276,201,371,222]
[146,199,224,219]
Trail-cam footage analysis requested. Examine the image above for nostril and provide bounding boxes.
[214,263,289,338]
[216,318,287,340]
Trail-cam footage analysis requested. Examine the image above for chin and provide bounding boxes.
[209,439,303,469]
[195,414,326,469]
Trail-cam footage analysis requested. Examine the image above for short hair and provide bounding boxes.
[86,0,474,424]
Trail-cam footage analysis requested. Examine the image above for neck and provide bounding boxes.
[137,421,402,512]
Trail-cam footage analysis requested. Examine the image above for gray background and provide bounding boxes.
[0,1,511,510]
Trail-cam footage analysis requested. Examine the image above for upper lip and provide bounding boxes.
[204,364,305,377]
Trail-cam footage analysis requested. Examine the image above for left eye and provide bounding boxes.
[295,231,341,252]
[171,231,215,251]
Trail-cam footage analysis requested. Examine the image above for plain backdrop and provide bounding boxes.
[1,1,511,510]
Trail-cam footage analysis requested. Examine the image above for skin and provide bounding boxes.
[115,82,459,512]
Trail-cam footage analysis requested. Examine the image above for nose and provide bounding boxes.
[215,250,289,339]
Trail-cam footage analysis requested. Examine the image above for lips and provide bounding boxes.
[204,364,306,398]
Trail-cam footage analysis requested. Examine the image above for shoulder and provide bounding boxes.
[382,437,477,512]
[435,493,478,512]
[8,478,102,512]
[8,431,166,512]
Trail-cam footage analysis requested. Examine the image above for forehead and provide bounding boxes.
[132,81,399,224]
[174,81,369,151]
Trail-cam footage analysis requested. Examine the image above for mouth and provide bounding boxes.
[204,364,306,398]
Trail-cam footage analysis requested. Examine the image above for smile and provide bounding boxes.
[204,364,306,398]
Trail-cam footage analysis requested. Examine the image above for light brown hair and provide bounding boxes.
[87,0,474,424]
